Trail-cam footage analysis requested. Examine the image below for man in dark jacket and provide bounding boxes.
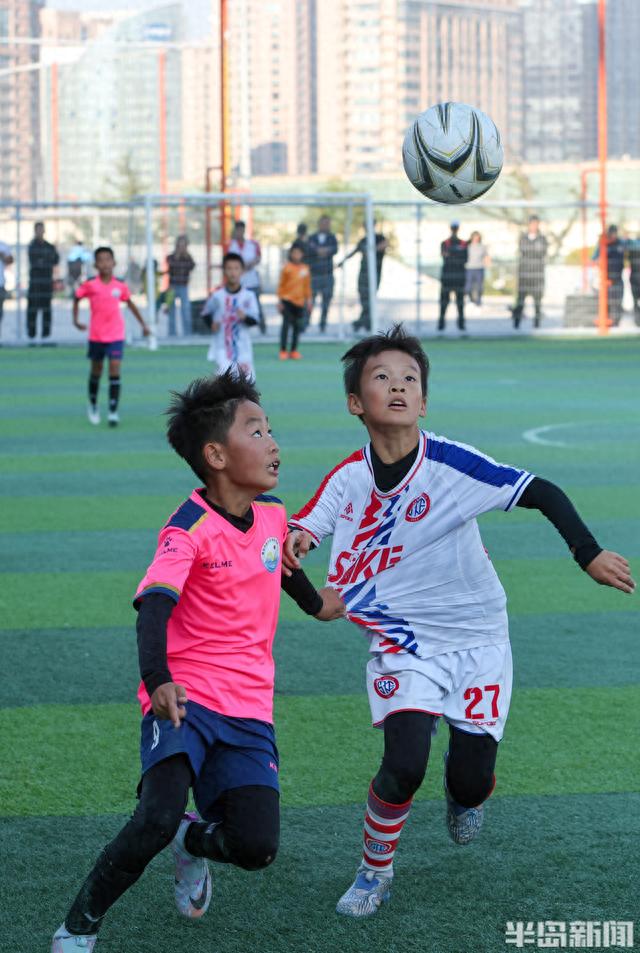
[511,216,548,329]
[27,222,60,343]
[438,222,468,334]
[307,215,338,332]
[627,235,640,326]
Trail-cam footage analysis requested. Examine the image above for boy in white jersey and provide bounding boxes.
[285,324,635,918]
[203,252,259,378]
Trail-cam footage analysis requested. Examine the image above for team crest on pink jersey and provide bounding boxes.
[261,536,280,573]
[405,493,431,522]
[374,675,399,698]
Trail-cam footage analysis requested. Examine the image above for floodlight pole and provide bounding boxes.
[597,0,609,334]
[364,194,378,332]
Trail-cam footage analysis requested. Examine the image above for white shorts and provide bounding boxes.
[366,642,513,742]
[206,344,255,381]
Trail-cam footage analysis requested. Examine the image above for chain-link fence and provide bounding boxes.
[1,195,639,345]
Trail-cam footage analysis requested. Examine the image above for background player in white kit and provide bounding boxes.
[202,252,259,378]
[285,325,634,919]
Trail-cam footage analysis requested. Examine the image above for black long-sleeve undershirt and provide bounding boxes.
[136,494,323,697]
[516,477,602,570]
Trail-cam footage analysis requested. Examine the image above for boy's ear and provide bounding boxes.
[347,392,364,417]
[203,441,226,471]
[420,396,427,417]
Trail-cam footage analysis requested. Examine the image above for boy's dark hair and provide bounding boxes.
[222,251,245,269]
[166,370,260,482]
[94,246,114,260]
[289,240,306,259]
[341,323,429,399]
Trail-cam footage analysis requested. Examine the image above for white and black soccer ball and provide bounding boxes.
[402,102,503,205]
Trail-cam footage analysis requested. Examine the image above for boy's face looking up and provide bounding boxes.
[290,246,304,264]
[223,259,244,289]
[95,250,114,278]
[204,400,280,494]
[348,348,426,427]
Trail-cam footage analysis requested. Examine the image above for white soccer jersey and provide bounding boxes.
[290,430,534,658]
[202,285,258,377]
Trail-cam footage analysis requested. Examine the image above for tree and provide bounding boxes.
[478,165,580,262]
[103,151,148,201]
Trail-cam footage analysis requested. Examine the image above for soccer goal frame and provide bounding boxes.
[139,191,379,349]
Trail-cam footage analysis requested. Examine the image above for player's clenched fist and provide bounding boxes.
[585,550,635,594]
[315,586,347,621]
[150,682,188,728]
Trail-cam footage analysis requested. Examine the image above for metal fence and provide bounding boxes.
[1,193,639,345]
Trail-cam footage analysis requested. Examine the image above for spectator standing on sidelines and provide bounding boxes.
[464,231,490,308]
[67,240,92,297]
[627,234,640,327]
[27,222,60,345]
[166,236,196,337]
[226,220,265,334]
[511,216,548,329]
[438,222,468,335]
[295,223,311,261]
[0,239,14,340]
[593,225,625,327]
[308,215,338,333]
[337,224,388,332]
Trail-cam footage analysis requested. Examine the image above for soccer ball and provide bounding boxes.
[402,102,503,205]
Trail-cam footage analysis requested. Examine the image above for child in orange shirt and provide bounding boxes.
[277,242,312,360]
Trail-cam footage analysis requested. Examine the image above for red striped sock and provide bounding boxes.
[362,783,412,874]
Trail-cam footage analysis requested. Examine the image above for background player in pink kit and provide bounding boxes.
[285,324,635,919]
[203,252,259,378]
[51,370,345,952]
[73,246,150,427]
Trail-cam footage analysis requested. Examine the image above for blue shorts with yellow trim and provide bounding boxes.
[140,700,279,821]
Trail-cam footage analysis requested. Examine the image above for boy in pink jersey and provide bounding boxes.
[52,370,344,953]
[285,324,634,919]
[73,246,150,427]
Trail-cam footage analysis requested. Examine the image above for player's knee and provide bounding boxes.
[133,805,183,855]
[447,763,495,808]
[376,758,426,803]
[227,831,279,871]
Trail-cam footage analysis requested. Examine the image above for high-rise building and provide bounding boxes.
[581,0,640,160]
[227,0,299,178]
[40,5,183,200]
[0,0,44,201]
[520,0,585,163]
[312,0,522,176]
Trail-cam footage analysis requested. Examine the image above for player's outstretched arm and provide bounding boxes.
[314,586,347,621]
[583,550,635,594]
[282,528,313,574]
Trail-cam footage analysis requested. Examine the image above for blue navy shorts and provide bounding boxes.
[87,339,124,361]
[140,700,279,821]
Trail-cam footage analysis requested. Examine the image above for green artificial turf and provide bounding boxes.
[1,338,638,952]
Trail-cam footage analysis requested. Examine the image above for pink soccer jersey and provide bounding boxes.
[134,490,288,723]
[76,276,131,342]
